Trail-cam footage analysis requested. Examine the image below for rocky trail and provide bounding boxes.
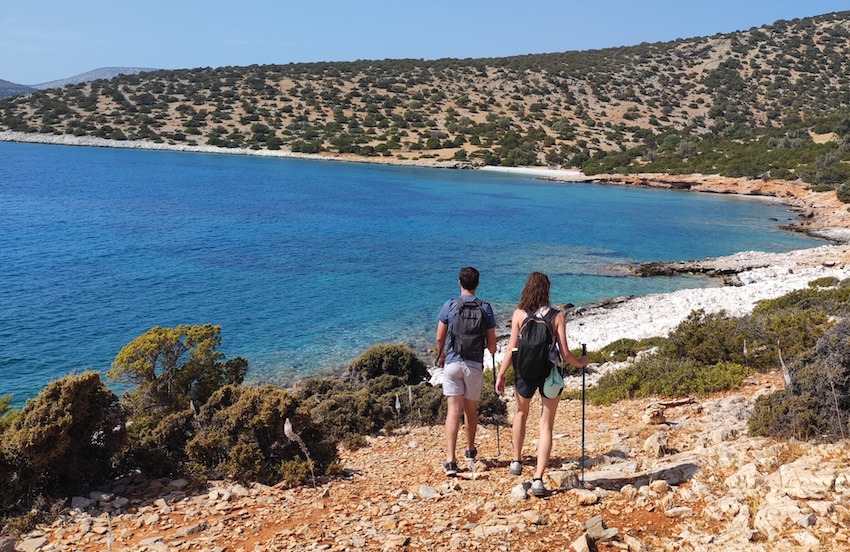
[9,371,850,552]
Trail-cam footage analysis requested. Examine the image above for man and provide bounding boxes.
[435,266,497,476]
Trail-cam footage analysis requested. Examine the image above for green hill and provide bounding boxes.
[3,11,850,183]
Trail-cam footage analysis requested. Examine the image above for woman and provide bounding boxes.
[495,272,589,497]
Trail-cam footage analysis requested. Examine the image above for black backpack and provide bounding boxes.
[515,308,558,380]
[450,297,488,357]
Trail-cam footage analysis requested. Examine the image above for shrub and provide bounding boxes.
[478,369,508,426]
[753,286,850,316]
[309,381,397,439]
[749,390,821,440]
[2,372,125,503]
[591,337,666,363]
[588,357,751,406]
[809,276,840,288]
[119,409,196,477]
[109,324,248,477]
[186,385,338,486]
[109,324,248,418]
[347,343,429,385]
[660,309,750,365]
[745,308,831,369]
[838,183,850,203]
[750,319,850,441]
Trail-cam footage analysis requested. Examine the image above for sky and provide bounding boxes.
[2,1,850,85]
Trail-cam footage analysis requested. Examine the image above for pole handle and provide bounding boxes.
[581,343,587,356]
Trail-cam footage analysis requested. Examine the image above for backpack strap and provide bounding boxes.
[543,308,559,339]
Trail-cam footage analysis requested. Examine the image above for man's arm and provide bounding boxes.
[486,327,497,356]
[435,321,448,367]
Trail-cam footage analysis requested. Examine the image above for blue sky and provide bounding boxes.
[2,1,849,85]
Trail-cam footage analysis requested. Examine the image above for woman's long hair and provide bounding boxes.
[518,272,551,312]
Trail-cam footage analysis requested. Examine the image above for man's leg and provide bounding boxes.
[462,398,478,452]
[445,395,464,463]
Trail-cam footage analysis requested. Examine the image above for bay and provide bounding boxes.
[0,141,824,406]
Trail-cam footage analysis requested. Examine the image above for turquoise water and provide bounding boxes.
[0,141,824,406]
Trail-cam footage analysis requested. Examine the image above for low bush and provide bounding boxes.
[186,385,338,486]
[809,276,840,288]
[659,307,831,372]
[1,373,125,513]
[588,357,751,406]
[751,319,850,441]
[749,390,822,440]
[118,409,196,477]
[753,286,850,316]
[109,324,248,477]
[660,310,750,365]
[347,343,430,384]
[590,337,666,364]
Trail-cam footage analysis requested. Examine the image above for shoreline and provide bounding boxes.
[7,131,850,369]
[4,130,849,241]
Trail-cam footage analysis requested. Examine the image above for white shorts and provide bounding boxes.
[442,359,484,400]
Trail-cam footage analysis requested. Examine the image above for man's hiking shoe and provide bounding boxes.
[531,478,548,497]
[509,460,522,476]
[444,461,458,476]
[465,448,477,460]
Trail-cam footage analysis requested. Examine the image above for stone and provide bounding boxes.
[572,489,598,505]
[521,510,545,525]
[571,533,592,552]
[753,494,804,541]
[0,538,14,552]
[547,470,579,489]
[642,405,666,425]
[169,478,191,489]
[382,534,410,549]
[769,462,835,500]
[648,479,670,494]
[623,533,647,552]
[70,496,92,510]
[510,483,530,503]
[89,490,114,502]
[18,537,47,552]
[643,432,668,458]
[416,485,437,499]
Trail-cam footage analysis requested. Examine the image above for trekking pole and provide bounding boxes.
[580,343,587,485]
[492,350,501,457]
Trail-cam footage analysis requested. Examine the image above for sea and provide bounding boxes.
[0,141,826,407]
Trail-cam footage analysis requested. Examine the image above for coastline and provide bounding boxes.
[7,131,850,366]
[5,130,849,240]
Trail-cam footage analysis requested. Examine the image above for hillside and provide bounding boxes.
[2,11,850,182]
[0,80,36,100]
[29,67,158,91]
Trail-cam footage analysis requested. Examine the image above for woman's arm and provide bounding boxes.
[554,311,589,368]
[495,309,523,395]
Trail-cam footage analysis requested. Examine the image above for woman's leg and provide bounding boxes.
[534,396,560,479]
[512,391,532,461]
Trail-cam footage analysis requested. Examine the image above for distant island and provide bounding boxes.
[0,67,156,99]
